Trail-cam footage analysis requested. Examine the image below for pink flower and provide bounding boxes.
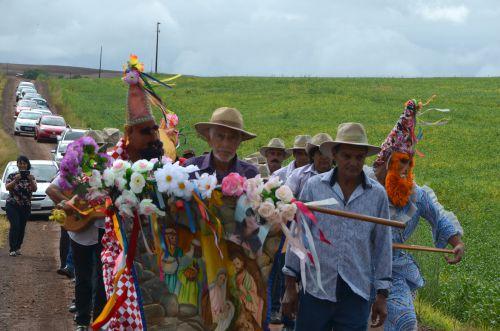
[221,172,246,197]
[166,113,179,128]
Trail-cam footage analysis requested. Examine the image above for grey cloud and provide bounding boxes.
[0,0,499,76]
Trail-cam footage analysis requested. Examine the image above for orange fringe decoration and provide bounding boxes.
[385,152,415,207]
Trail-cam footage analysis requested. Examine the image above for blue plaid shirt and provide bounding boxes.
[283,168,392,302]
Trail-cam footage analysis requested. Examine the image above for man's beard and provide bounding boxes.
[385,154,414,207]
[139,140,164,160]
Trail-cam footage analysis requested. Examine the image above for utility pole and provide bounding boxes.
[155,22,160,74]
[98,45,103,78]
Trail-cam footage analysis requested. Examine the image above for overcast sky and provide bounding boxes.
[1,0,499,76]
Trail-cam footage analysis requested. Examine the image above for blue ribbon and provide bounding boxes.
[183,200,196,233]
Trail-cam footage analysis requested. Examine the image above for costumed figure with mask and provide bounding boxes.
[367,99,465,331]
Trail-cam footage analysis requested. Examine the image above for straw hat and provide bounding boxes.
[195,107,256,141]
[305,133,334,155]
[320,123,380,157]
[286,135,312,153]
[259,138,291,159]
[257,163,270,179]
[245,152,267,164]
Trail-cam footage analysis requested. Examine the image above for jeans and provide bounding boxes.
[66,244,74,271]
[295,277,370,331]
[60,228,70,269]
[71,229,106,326]
[6,201,30,252]
[384,276,417,331]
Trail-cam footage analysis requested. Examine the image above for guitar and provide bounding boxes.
[61,195,107,233]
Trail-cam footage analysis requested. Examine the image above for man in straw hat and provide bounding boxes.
[184,107,259,182]
[285,133,334,197]
[259,138,291,175]
[367,99,464,331]
[273,135,311,184]
[282,123,392,331]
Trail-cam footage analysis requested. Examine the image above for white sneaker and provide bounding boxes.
[9,251,17,257]
[15,250,22,256]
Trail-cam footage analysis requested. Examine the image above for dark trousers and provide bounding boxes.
[6,201,30,252]
[59,227,70,269]
[71,229,106,326]
[295,277,370,331]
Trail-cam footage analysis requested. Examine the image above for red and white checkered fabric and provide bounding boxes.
[109,138,130,161]
[101,145,143,330]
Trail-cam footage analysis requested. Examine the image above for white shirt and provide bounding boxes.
[51,176,104,246]
[272,160,298,184]
[285,163,320,198]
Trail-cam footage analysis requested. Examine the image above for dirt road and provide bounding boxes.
[0,77,74,330]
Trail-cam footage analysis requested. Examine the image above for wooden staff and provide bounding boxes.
[393,243,454,254]
[307,205,405,229]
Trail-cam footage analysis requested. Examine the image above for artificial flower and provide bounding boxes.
[264,175,282,192]
[275,185,294,203]
[278,202,297,222]
[221,172,246,197]
[139,199,165,216]
[112,159,131,174]
[132,159,154,173]
[195,173,217,199]
[173,179,193,200]
[258,199,277,219]
[130,172,146,194]
[102,168,115,187]
[154,164,186,193]
[88,170,103,189]
[115,190,139,218]
[166,113,179,128]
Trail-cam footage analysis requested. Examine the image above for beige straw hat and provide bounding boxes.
[305,133,334,154]
[286,135,312,153]
[259,138,291,159]
[195,107,256,141]
[320,122,380,157]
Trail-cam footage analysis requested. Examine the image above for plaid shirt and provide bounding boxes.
[283,168,392,302]
[184,152,259,182]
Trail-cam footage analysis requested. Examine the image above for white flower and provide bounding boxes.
[139,199,165,216]
[244,176,264,196]
[161,156,173,164]
[246,192,262,210]
[130,172,146,194]
[258,199,277,219]
[114,177,128,191]
[88,170,102,189]
[115,190,139,218]
[173,179,193,200]
[278,202,297,221]
[85,187,107,202]
[132,159,154,173]
[195,173,217,199]
[154,164,187,193]
[112,159,131,174]
[181,164,200,174]
[275,185,294,203]
[264,175,282,192]
[102,168,115,187]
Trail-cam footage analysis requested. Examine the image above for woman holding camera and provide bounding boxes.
[5,155,37,256]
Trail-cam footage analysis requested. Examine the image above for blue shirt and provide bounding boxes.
[285,164,319,198]
[184,152,259,183]
[283,168,392,302]
[272,160,299,184]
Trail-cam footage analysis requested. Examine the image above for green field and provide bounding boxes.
[48,75,500,329]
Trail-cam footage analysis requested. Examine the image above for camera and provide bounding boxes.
[20,170,30,179]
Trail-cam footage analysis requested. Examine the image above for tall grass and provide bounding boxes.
[48,76,500,329]
[0,75,19,174]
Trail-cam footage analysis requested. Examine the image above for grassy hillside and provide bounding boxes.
[48,76,500,329]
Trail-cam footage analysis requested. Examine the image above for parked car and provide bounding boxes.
[14,110,43,135]
[16,82,35,97]
[31,97,50,110]
[34,115,67,142]
[21,92,42,101]
[0,160,59,216]
[52,128,88,164]
[15,99,37,117]
[17,86,37,101]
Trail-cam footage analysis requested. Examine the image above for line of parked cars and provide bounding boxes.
[1,81,89,216]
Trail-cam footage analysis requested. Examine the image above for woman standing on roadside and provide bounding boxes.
[5,155,37,256]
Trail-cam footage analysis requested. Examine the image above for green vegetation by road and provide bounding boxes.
[48,75,500,329]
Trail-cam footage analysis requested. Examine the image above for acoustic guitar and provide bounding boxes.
[61,195,107,233]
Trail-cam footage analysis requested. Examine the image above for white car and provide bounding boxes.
[0,160,59,216]
[52,128,88,164]
[14,110,42,135]
[16,82,35,97]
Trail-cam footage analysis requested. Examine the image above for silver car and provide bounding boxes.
[14,110,42,135]
[52,128,88,164]
[0,160,59,216]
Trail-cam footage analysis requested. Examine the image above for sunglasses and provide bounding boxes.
[139,125,159,135]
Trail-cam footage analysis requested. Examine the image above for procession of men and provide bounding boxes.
[44,60,465,331]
